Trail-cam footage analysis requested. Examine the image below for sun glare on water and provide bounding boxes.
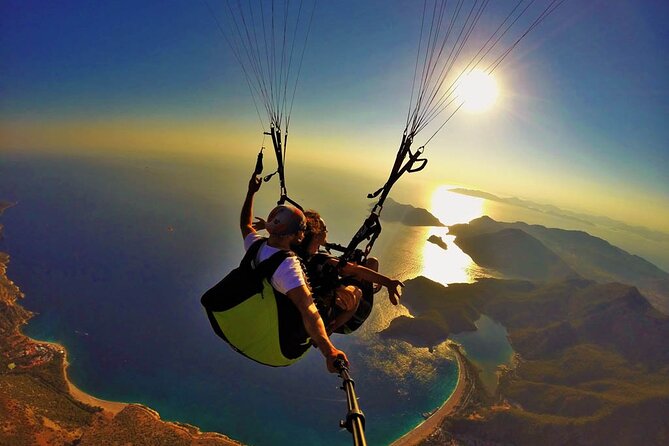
[430,185,484,226]
[419,186,488,286]
[455,69,499,112]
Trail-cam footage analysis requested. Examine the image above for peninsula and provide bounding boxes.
[449,216,669,313]
[381,215,669,445]
[383,275,669,444]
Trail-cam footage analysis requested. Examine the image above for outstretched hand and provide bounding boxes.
[386,279,404,305]
[248,174,262,194]
[252,216,266,231]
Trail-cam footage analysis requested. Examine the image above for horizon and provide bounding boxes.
[1,1,668,232]
[3,149,669,274]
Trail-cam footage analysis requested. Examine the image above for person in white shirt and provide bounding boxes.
[240,172,348,373]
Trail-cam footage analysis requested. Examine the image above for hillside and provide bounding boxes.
[452,227,578,281]
[449,216,669,313]
[449,188,669,243]
[381,276,669,445]
[380,197,445,226]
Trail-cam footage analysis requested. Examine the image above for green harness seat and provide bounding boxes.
[201,238,311,367]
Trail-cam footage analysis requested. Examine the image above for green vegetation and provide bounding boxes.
[394,276,669,445]
[381,276,479,348]
[396,217,669,444]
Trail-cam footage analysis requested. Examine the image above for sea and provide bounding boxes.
[1,151,667,445]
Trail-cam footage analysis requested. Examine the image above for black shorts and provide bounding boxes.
[313,279,374,334]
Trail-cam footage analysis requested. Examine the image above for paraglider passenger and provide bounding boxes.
[294,210,404,334]
[241,172,348,372]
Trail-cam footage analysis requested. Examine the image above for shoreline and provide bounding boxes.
[2,268,240,445]
[66,372,128,415]
[54,338,128,415]
[22,334,129,416]
[390,342,471,446]
[2,202,127,416]
[1,202,242,445]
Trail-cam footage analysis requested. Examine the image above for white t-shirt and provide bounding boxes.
[244,232,306,295]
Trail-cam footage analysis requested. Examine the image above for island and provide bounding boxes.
[0,204,243,445]
[427,235,448,250]
[379,197,445,227]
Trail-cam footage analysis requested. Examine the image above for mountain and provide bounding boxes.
[452,227,578,281]
[388,276,669,367]
[382,276,669,445]
[450,216,669,313]
[450,188,669,243]
[379,197,445,226]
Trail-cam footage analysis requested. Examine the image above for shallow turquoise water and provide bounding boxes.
[451,315,514,393]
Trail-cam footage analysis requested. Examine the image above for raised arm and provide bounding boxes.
[240,174,262,239]
[286,284,348,372]
[333,260,404,305]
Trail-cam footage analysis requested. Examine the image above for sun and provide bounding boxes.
[455,69,499,112]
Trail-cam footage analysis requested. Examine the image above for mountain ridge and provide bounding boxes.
[449,216,669,313]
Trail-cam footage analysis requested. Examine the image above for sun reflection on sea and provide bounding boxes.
[430,185,485,226]
[421,186,488,287]
[360,186,491,333]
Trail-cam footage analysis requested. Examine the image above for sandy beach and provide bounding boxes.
[65,364,128,415]
[390,343,470,446]
[36,338,128,415]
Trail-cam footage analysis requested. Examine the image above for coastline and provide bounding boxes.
[1,259,243,445]
[67,373,127,415]
[0,203,242,445]
[36,337,129,415]
[390,342,472,446]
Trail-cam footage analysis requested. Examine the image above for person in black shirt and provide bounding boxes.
[294,210,403,334]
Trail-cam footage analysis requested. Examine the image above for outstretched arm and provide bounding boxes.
[286,285,348,372]
[332,260,404,305]
[240,174,262,239]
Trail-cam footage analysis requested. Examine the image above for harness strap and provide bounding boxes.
[246,237,300,285]
[240,238,266,268]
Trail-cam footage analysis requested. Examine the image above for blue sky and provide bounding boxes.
[1,1,668,230]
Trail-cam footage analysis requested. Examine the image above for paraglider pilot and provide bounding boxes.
[241,171,348,373]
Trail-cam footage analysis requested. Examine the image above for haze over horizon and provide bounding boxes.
[1,1,668,231]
